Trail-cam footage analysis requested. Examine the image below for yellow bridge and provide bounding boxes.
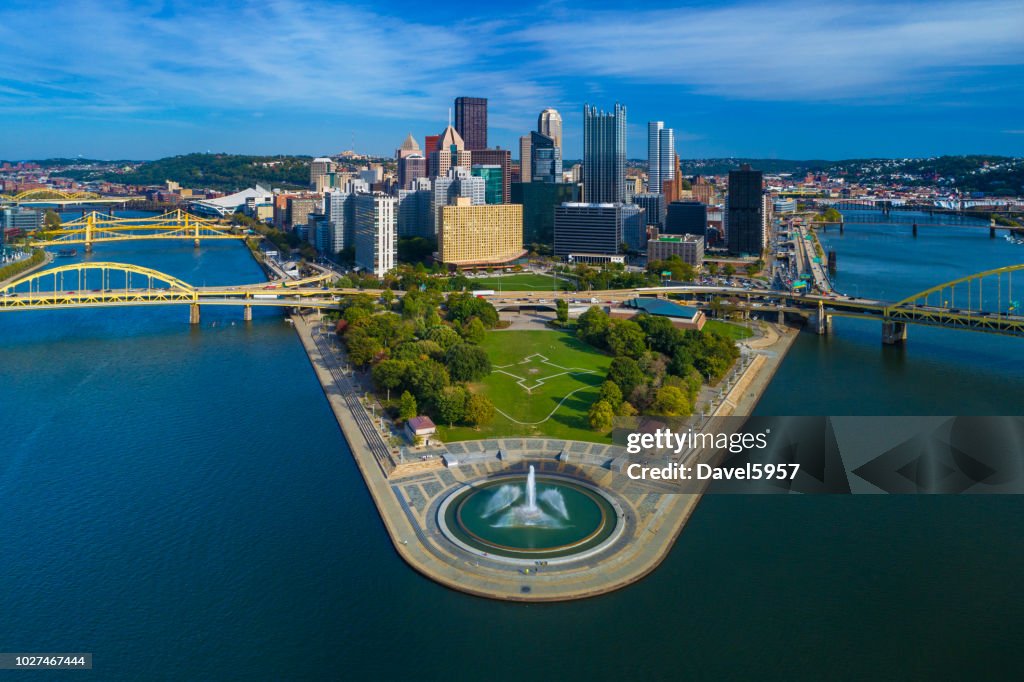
[1,188,145,206]
[0,262,337,323]
[29,209,248,252]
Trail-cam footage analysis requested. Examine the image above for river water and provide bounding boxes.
[1,213,1021,679]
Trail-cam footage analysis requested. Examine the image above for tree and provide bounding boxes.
[464,394,495,428]
[406,359,450,404]
[723,264,736,277]
[606,320,647,358]
[460,317,486,344]
[345,329,382,367]
[435,386,468,427]
[371,359,407,400]
[444,343,492,382]
[426,325,461,351]
[398,391,418,421]
[446,292,498,327]
[616,400,638,417]
[607,356,645,398]
[43,210,61,230]
[598,381,623,410]
[576,306,611,347]
[555,299,569,326]
[651,386,690,416]
[381,288,396,308]
[588,400,615,432]
[707,262,719,275]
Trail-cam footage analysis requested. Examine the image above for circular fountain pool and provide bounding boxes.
[437,466,622,563]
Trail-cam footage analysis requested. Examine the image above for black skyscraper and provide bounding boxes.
[726,164,764,255]
[454,97,488,151]
[665,201,707,238]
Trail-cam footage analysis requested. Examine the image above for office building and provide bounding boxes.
[632,193,665,228]
[398,154,427,190]
[430,126,472,179]
[454,96,488,151]
[354,193,397,277]
[471,165,503,204]
[537,108,563,149]
[471,148,511,203]
[423,134,440,177]
[310,157,335,189]
[647,122,675,195]
[647,234,704,268]
[583,103,627,203]
[530,131,562,184]
[773,198,797,213]
[554,202,642,259]
[287,196,318,230]
[397,178,432,239]
[324,190,357,254]
[665,201,707,238]
[438,199,524,267]
[1,207,43,232]
[396,133,420,160]
[519,135,532,184]
[431,168,485,236]
[511,181,579,247]
[726,164,765,255]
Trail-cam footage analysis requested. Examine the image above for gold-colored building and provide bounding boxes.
[438,199,525,267]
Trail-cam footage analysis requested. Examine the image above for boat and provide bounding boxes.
[55,248,78,258]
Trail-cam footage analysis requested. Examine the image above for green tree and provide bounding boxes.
[707,262,719,275]
[398,391,418,421]
[723,264,736,277]
[576,306,611,347]
[435,385,468,427]
[598,381,623,410]
[43,210,62,230]
[406,359,450,404]
[381,288,396,308]
[555,299,569,326]
[606,320,646,358]
[371,359,407,400]
[444,343,492,382]
[464,394,495,428]
[588,400,615,432]
[651,386,691,416]
[460,317,486,344]
[345,329,382,367]
[616,400,638,417]
[426,325,462,351]
[607,356,645,398]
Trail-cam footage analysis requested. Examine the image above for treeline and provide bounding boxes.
[58,153,312,192]
[0,250,46,282]
[575,307,739,430]
[336,290,500,430]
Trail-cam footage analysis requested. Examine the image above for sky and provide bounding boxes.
[0,0,1022,160]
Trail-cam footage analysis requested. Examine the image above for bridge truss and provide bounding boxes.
[29,209,247,249]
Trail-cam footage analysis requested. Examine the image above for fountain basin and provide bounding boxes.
[437,472,622,563]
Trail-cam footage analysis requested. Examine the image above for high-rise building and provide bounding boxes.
[397,177,433,239]
[537,108,563,149]
[530,131,562,184]
[398,154,427,190]
[454,96,488,151]
[647,122,675,195]
[287,196,318,230]
[324,190,357,254]
[354,193,397,277]
[511,181,579,247]
[396,133,420,160]
[438,199,524,267]
[632,192,665,228]
[429,126,472,179]
[726,164,765,255]
[1,207,43,232]
[430,167,485,237]
[583,103,627,203]
[471,148,511,203]
[554,202,641,259]
[519,135,532,184]
[647,234,704,268]
[310,157,336,189]
[665,201,707,239]
[471,165,503,204]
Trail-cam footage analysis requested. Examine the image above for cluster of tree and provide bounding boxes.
[0,249,45,282]
[60,153,312,192]
[576,308,739,431]
[336,290,499,429]
[559,262,662,290]
[397,237,436,264]
[646,255,697,282]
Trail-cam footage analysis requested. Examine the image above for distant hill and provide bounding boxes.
[55,153,313,192]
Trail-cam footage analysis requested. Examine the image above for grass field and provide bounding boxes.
[469,273,573,291]
[704,319,754,340]
[438,330,611,443]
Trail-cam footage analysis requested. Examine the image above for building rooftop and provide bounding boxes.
[624,298,700,319]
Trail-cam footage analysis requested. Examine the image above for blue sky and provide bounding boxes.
[0,0,1022,160]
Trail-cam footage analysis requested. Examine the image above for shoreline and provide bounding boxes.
[0,249,54,288]
[289,308,801,601]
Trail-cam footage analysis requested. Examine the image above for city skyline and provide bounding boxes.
[1,0,1022,160]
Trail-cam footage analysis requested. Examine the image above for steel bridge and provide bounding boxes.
[0,188,145,206]
[28,209,247,251]
[2,262,1022,343]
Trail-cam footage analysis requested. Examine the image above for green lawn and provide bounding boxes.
[703,319,753,340]
[438,330,612,443]
[469,273,572,291]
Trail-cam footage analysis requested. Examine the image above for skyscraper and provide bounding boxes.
[726,164,765,256]
[471,165,503,204]
[647,122,675,195]
[354,193,397,277]
[310,157,335,189]
[454,96,488,151]
[583,103,627,203]
[471,148,511,203]
[530,131,562,183]
[519,135,532,184]
[429,125,471,179]
[538,108,563,149]
[554,202,642,259]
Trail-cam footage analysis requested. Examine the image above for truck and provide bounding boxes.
[474,289,496,297]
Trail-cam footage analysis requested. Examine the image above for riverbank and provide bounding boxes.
[0,249,53,288]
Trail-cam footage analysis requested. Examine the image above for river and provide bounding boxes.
[0,214,1022,679]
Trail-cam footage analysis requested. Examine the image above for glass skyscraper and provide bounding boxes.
[454,96,488,151]
[647,121,675,194]
[583,103,627,203]
[530,131,562,183]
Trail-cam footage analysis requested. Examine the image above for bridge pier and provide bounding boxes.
[84,242,93,253]
[882,321,907,345]
[839,219,844,235]
[777,309,785,325]
[194,238,201,249]
[811,313,832,335]
[243,305,252,322]
[990,226,997,238]
[189,303,201,325]
[912,223,918,238]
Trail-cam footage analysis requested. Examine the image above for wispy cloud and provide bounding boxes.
[515,0,1024,100]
